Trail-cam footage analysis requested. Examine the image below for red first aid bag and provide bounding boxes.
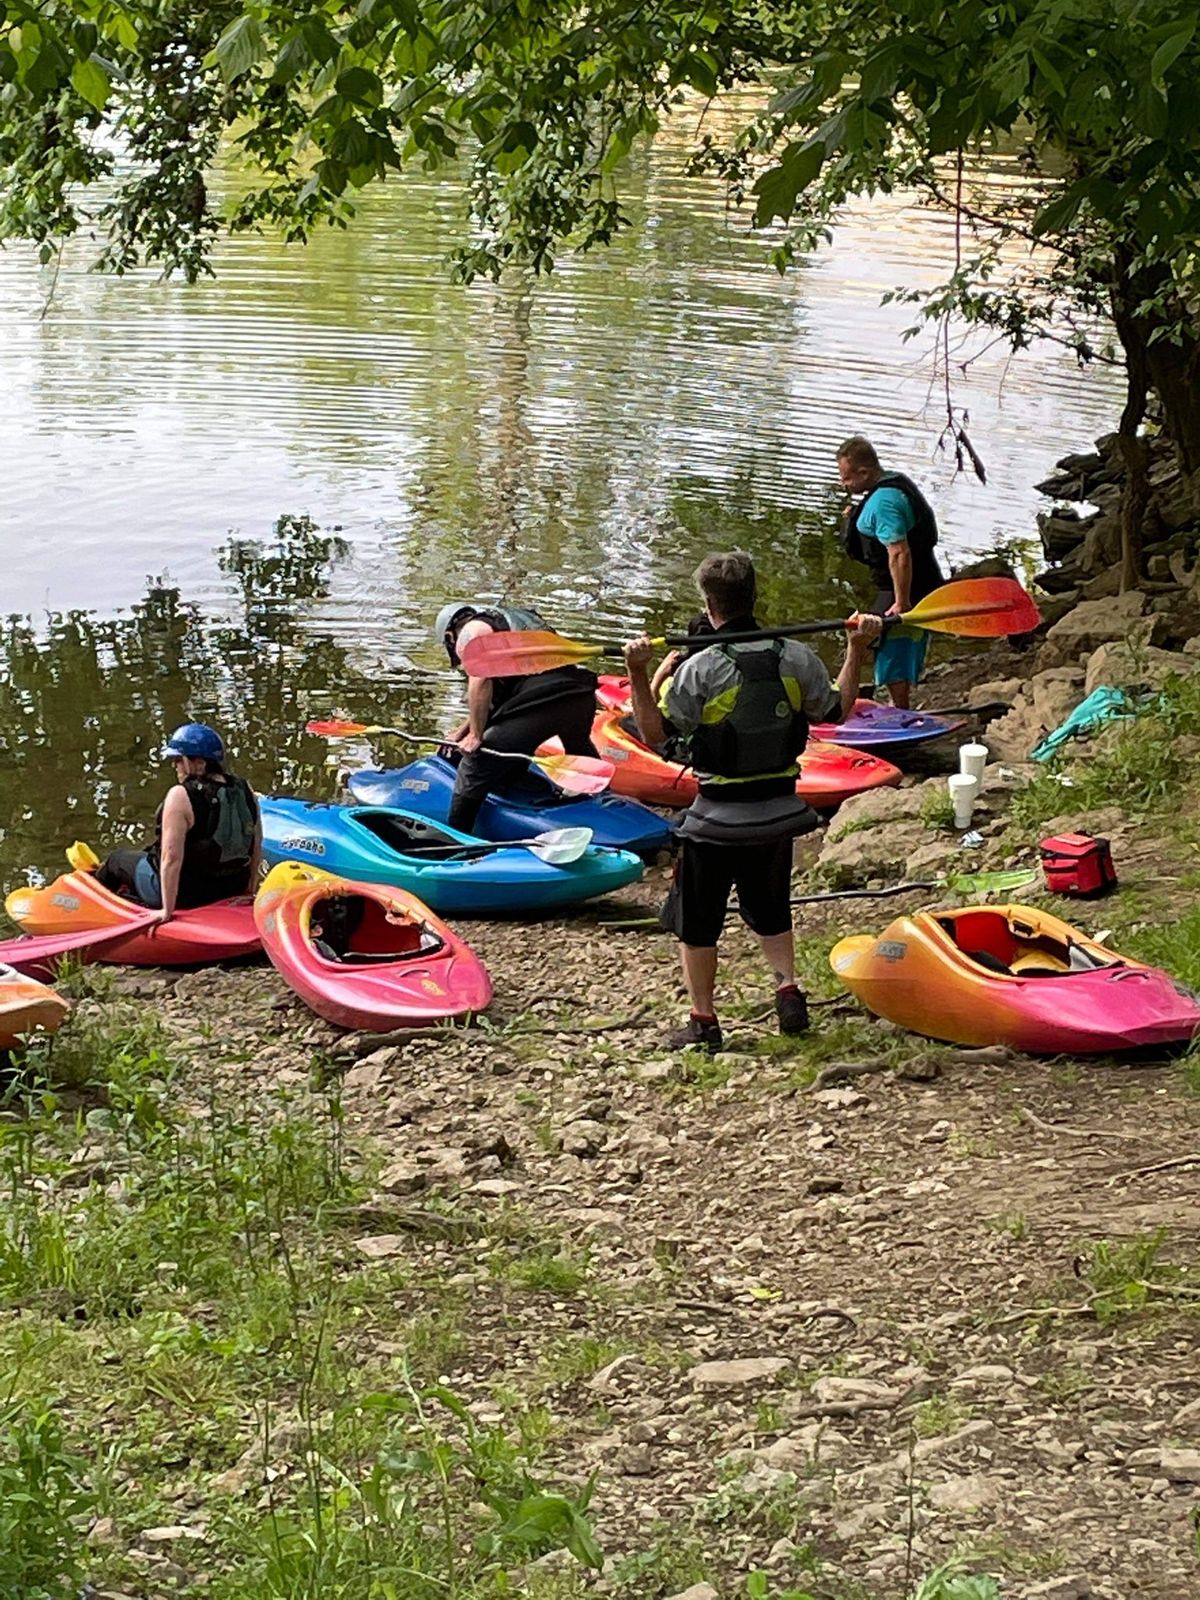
[1039,832,1117,897]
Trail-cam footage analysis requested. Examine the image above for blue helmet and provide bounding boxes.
[162,722,224,762]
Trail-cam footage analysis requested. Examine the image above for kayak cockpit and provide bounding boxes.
[306,892,444,966]
[934,908,1118,979]
[352,809,465,856]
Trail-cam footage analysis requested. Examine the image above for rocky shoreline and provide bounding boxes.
[7,442,1200,1600]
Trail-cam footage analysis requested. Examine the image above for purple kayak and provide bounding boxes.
[810,698,966,749]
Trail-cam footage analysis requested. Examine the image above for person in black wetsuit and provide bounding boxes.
[433,601,599,834]
[93,722,261,920]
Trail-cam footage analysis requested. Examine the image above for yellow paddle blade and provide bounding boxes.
[901,578,1041,637]
[533,752,614,795]
[66,841,100,871]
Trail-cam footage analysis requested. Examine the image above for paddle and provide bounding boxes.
[305,720,614,797]
[459,578,1042,678]
[404,826,595,866]
[787,868,1040,906]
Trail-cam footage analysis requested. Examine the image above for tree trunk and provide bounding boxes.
[1108,260,1151,592]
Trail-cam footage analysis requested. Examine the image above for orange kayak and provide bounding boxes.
[831,904,1200,1054]
[578,708,901,810]
[0,963,69,1049]
[254,863,492,1031]
[4,869,259,966]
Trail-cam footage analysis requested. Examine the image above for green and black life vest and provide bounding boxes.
[148,773,258,909]
[842,472,944,606]
[687,640,808,785]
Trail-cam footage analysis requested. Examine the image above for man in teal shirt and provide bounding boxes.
[836,435,945,709]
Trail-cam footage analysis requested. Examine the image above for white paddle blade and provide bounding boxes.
[524,827,594,864]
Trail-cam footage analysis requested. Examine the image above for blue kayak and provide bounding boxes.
[345,755,676,857]
[260,797,645,917]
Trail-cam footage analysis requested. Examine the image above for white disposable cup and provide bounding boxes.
[959,742,989,784]
[948,773,980,830]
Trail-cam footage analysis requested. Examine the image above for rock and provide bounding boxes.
[589,1354,638,1392]
[1083,639,1195,696]
[1078,564,1122,600]
[806,1176,845,1195]
[377,1160,427,1196]
[927,1472,1003,1512]
[665,1586,719,1600]
[1038,591,1152,668]
[1171,1395,1200,1426]
[1029,666,1086,734]
[560,1119,607,1157]
[421,1146,470,1184]
[473,1177,521,1197]
[811,1087,868,1111]
[920,1118,951,1143]
[354,1234,407,1260]
[615,1443,656,1476]
[952,1364,1015,1387]
[140,1525,207,1544]
[1079,512,1122,574]
[1019,1579,1092,1600]
[87,1516,119,1547]
[952,556,1018,582]
[689,1357,790,1390]
[967,677,1025,710]
[343,1059,386,1092]
[1037,507,1086,561]
[811,1376,896,1403]
[1158,1447,1200,1482]
[981,701,1042,764]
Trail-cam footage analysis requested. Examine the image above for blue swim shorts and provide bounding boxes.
[874,626,929,689]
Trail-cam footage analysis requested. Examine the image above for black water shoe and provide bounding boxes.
[669,1014,723,1053]
[775,984,810,1036]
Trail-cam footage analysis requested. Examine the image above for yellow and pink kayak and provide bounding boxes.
[254,863,492,1031]
[831,904,1200,1055]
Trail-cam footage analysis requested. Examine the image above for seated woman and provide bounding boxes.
[94,723,261,920]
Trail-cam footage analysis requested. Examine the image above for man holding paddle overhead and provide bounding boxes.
[433,601,600,834]
[623,551,881,1054]
[836,435,946,710]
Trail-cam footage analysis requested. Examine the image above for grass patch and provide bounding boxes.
[914,1393,975,1438]
[0,1008,605,1598]
[1009,670,1200,837]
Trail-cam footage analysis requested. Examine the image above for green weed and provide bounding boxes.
[914,1393,975,1437]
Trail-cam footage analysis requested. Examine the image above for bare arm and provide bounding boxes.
[624,636,666,748]
[157,785,194,918]
[649,648,683,699]
[836,616,881,721]
[886,541,912,614]
[454,619,496,751]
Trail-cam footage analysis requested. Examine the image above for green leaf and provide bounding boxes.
[336,65,383,105]
[1030,44,1065,97]
[1151,20,1195,82]
[1032,183,1083,237]
[208,13,265,83]
[753,140,825,226]
[71,55,110,111]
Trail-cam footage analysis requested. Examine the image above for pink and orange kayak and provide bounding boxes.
[831,904,1200,1054]
[0,963,69,1049]
[4,869,259,967]
[254,863,492,1031]
[577,708,900,810]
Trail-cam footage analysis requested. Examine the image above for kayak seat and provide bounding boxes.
[357,811,460,853]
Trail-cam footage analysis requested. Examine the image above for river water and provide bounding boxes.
[0,124,1121,886]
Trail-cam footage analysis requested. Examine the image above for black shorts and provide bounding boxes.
[661,837,794,948]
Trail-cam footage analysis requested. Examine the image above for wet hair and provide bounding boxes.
[837,435,881,470]
[693,551,756,620]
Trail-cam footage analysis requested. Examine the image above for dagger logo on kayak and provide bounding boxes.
[281,837,325,855]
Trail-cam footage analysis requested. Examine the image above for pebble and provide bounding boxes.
[927,1472,1003,1512]
[1159,1447,1200,1482]
[664,1586,719,1600]
[689,1357,790,1389]
[811,1087,869,1110]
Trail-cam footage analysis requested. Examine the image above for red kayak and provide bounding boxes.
[4,870,259,967]
[578,708,900,810]
[254,863,493,1031]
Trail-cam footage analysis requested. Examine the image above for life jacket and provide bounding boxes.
[687,640,808,786]
[842,472,944,605]
[148,773,258,909]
